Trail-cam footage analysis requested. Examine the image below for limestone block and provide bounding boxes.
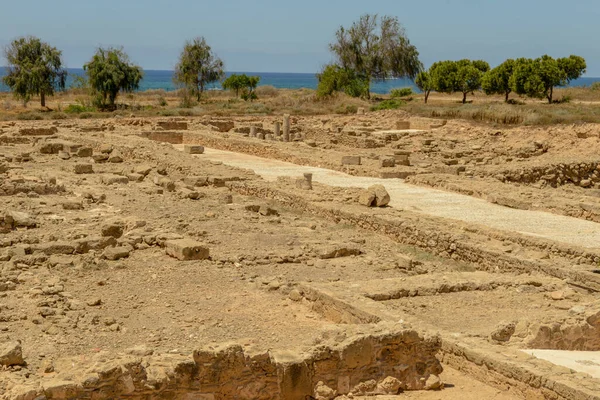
[184,145,205,154]
[341,156,361,166]
[165,239,210,261]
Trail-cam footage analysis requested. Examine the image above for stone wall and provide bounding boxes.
[3,330,442,399]
[140,131,184,144]
[229,182,600,292]
[496,161,600,189]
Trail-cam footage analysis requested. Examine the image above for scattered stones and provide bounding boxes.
[93,154,109,163]
[165,239,210,261]
[154,176,176,191]
[259,206,279,216]
[108,154,124,163]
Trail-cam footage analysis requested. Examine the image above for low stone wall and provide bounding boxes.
[495,161,600,188]
[140,131,184,144]
[3,330,442,399]
[229,182,600,292]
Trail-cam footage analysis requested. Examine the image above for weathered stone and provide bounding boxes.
[154,176,175,191]
[491,321,516,342]
[219,193,233,204]
[184,145,205,154]
[378,376,402,394]
[102,174,129,185]
[74,164,94,174]
[183,176,209,187]
[165,239,210,261]
[359,185,390,207]
[108,154,123,163]
[58,150,71,160]
[92,154,109,163]
[102,246,131,261]
[19,126,57,136]
[295,173,313,190]
[259,206,279,216]
[0,341,24,366]
[62,200,83,210]
[341,156,361,166]
[319,245,362,259]
[5,211,37,229]
[36,241,75,255]
[77,147,93,157]
[157,121,188,130]
[380,157,396,168]
[101,220,125,238]
[283,114,290,142]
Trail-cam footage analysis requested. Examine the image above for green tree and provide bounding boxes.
[316,64,369,98]
[415,71,433,103]
[222,74,260,101]
[482,59,515,102]
[83,47,143,109]
[328,14,422,99]
[222,74,244,97]
[174,37,224,101]
[2,36,67,107]
[510,55,586,103]
[430,59,489,103]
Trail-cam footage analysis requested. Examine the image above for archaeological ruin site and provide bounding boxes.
[2,110,600,399]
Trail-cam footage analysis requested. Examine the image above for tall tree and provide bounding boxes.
[2,36,67,107]
[430,59,489,103]
[415,71,433,104]
[222,74,260,101]
[328,14,422,99]
[482,59,515,102]
[174,37,224,101]
[510,55,586,103]
[84,47,143,109]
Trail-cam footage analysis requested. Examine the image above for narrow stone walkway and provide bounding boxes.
[180,146,600,250]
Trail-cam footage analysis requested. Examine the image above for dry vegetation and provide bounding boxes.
[2,85,600,126]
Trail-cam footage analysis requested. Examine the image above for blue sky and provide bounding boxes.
[1,0,599,75]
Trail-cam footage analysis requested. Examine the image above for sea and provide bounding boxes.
[1,67,599,94]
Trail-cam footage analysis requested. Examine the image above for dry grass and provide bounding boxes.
[2,85,600,126]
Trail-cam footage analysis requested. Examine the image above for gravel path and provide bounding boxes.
[184,146,600,250]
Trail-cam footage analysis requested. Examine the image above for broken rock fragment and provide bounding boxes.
[358,185,390,207]
[165,239,210,261]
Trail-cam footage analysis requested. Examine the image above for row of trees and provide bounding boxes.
[2,36,229,109]
[415,55,586,104]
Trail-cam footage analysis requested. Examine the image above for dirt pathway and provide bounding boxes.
[180,146,600,250]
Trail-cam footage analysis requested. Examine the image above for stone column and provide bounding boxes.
[274,122,281,137]
[283,114,290,142]
[250,126,257,138]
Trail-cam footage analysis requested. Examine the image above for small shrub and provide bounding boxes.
[159,109,176,116]
[335,104,358,114]
[553,95,571,104]
[370,99,405,111]
[177,109,197,116]
[51,112,68,120]
[17,112,44,120]
[157,96,168,107]
[390,87,413,98]
[591,82,600,91]
[79,112,93,119]
[255,85,279,97]
[65,104,94,113]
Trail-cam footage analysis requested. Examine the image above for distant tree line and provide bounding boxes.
[415,55,586,104]
[1,35,259,109]
[2,21,589,109]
